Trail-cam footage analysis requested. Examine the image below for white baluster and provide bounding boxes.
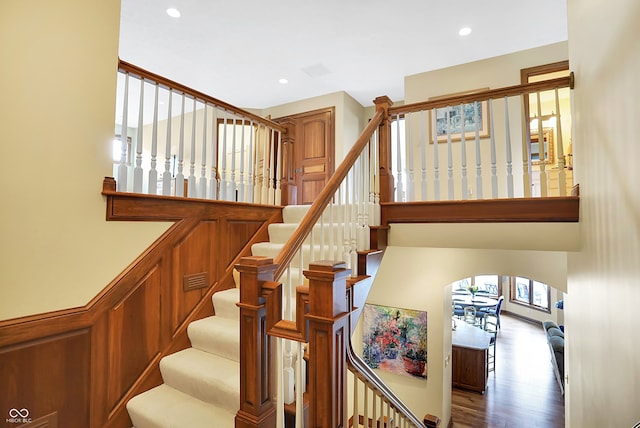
[253,124,262,203]
[342,178,350,268]
[246,120,254,203]
[162,90,173,196]
[504,97,514,198]
[406,113,415,201]
[275,132,282,205]
[536,92,548,197]
[420,110,427,201]
[432,110,440,201]
[174,94,186,197]
[294,341,304,428]
[446,107,454,200]
[198,103,208,198]
[356,155,366,252]
[395,114,404,201]
[460,103,468,200]
[261,125,269,204]
[219,110,228,200]
[489,99,498,197]
[275,337,284,428]
[209,107,219,200]
[554,88,567,195]
[230,116,237,201]
[187,97,197,197]
[133,77,144,193]
[362,147,370,250]
[148,83,160,194]
[353,377,359,427]
[474,102,483,199]
[268,128,276,205]
[521,95,532,198]
[117,72,129,192]
[350,167,358,273]
[238,118,245,202]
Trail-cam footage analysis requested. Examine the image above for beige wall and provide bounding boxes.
[260,91,367,163]
[567,1,640,427]
[0,0,170,320]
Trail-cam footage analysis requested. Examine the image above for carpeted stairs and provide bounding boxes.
[127,205,336,428]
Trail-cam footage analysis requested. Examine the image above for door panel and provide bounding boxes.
[295,108,334,205]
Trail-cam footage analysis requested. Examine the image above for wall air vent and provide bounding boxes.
[183,272,209,292]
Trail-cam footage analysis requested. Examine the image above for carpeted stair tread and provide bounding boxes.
[160,348,239,413]
[188,316,239,361]
[127,384,235,428]
[212,288,240,320]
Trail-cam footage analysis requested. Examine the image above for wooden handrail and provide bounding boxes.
[389,74,573,115]
[272,108,385,279]
[118,59,286,133]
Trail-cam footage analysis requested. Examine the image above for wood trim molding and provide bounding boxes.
[381,196,579,225]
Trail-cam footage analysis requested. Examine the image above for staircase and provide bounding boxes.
[127,205,337,428]
[126,288,241,427]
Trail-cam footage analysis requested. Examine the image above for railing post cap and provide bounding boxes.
[307,260,346,272]
[373,95,394,108]
[235,256,277,272]
[238,256,273,265]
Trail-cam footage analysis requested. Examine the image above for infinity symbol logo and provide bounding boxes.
[9,408,29,418]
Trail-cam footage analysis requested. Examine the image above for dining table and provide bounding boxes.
[452,295,499,309]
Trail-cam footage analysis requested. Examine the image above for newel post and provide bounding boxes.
[304,260,352,428]
[374,96,395,204]
[235,256,278,428]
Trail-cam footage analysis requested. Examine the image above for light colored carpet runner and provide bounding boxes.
[127,205,328,428]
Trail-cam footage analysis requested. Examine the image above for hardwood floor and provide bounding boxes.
[450,313,565,428]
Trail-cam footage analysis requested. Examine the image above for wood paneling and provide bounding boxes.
[381,196,579,225]
[0,186,283,428]
[0,330,90,428]
[108,265,162,409]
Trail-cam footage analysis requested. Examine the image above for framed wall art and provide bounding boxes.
[362,303,428,379]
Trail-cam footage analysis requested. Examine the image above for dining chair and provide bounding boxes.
[463,306,477,325]
[483,313,499,372]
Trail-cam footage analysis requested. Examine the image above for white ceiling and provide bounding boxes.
[118,0,568,110]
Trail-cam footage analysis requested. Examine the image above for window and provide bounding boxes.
[452,275,501,297]
[510,276,550,312]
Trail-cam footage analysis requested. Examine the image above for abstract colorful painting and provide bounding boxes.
[362,303,427,379]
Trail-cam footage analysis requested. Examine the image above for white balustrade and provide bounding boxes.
[114,68,283,204]
[388,84,573,202]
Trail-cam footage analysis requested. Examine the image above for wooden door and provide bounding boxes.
[294,108,335,205]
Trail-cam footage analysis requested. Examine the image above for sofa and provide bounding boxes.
[543,320,565,395]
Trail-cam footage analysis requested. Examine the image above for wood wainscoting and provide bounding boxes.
[0,178,283,428]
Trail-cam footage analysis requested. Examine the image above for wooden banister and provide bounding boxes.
[389,75,573,116]
[118,59,285,133]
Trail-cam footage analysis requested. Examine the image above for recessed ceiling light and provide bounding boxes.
[278,78,289,84]
[459,27,472,36]
[166,8,181,18]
